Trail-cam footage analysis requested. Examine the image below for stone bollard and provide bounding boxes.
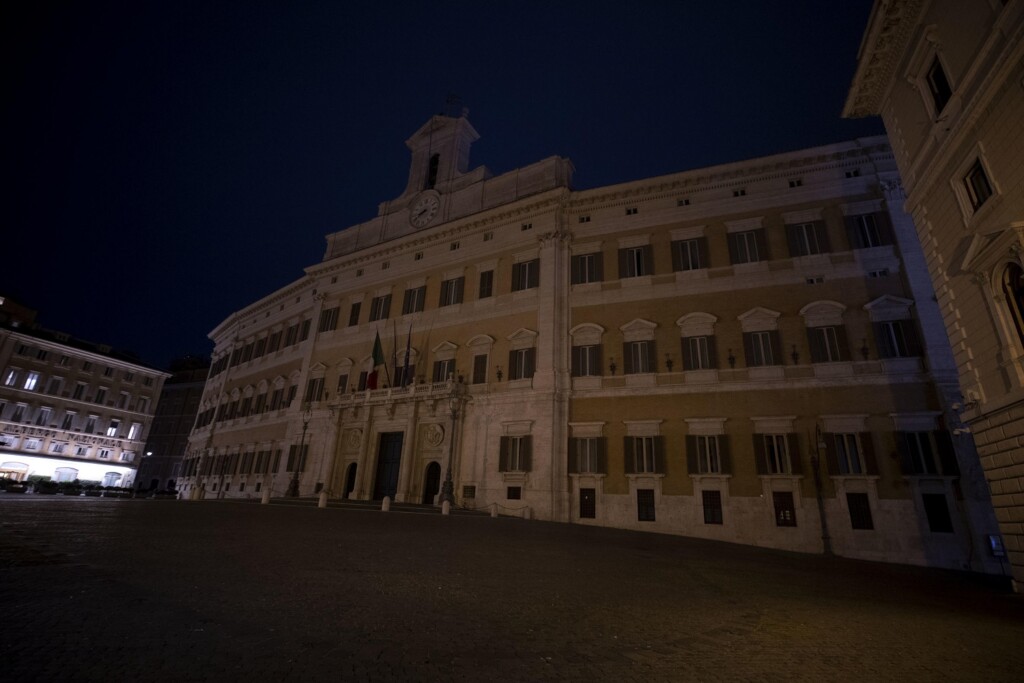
[442,500,451,516]
[490,503,498,518]
[318,491,327,508]
[382,496,391,512]
[261,486,271,505]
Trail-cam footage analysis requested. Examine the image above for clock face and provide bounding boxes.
[409,193,440,228]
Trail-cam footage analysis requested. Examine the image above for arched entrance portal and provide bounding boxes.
[343,463,357,500]
[422,462,441,505]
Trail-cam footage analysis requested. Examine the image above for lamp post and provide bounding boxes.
[286,404,312,498]
[439,381,463,507]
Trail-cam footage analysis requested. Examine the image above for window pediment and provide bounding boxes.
[508,328,538,350]
[570,323,605,346]
[467,334,496,349]
[677,313,717,337]
[620,319,657,342]
[799,300,847,327]
[864,295,913,322]
[738,307,780,332]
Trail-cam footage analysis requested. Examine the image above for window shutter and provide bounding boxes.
[816,221,832,253]
[671,240,684,271]
[592,344,603,375]
[623,437,635,474]
[807,328,827,363]
[570,346,581,376]
[835,325,850,361]
[787,434,803,474]
[873,323,895,359]
[875,212,895,246]
[742,332,756,367]
[719,436,731,474]
[473,354,488,384]
[786,224,803,257]
[706,335,719,369]
[571,255,581,284]
[593,252,604,281]
[642,245,654,276]
[753,434,767,475]
[623,342,634,374]
[860,432,879,475]
[645,341,657,373]
[596,437,607,474]
[823,433,839,475]
[568,438,579,474]
[522,436,532,472]
[769,331,782,365]
[529,260,539,288]
[681,337,693,371]
[934,431,959,476]
[617,248,629,278]
[845,216,865,250]
[895,431,913,474]
[383,295,392,319]
[697,237,709,269]
[455,277,464,303]
[653,436,665,474]
[525,348,536,377]
[901,321,923,357]
[498,436,509,472]
[754,228,768,261]
[727,233,741,264]
[685,435,698,473]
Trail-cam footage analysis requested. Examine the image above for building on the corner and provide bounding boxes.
[844,0,1023,589]
[179,113,1004,573]
[135,355,210,493]
[0,297,169,488]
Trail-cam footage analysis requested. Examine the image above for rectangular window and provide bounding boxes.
[762,434,791,474]
[299,319,311,342]
[82,362,92,371]
[118,392,130,409]
[570,345,602,377]
[874,320,921,358]
[103,366,114,377]
[45,376,63,395]
[627,436,658,473]
[369,295,391,322]
[32,349,45,361]
[702,490,723,525]
[579,488,596,519]
[506,486,522,500]
[743,331,778,367]
[623,340,655,374]
[286,384,297,407]
[618,245,653,278]
[478,271,494,299]
[439,277,465,306]
[695,435,721,474]
[847,492,874,530]
[98,448,111,460]
[12,404,27,422]
[24,372,40,391]
[898,431,939,475]
[269,388,283,410]
[284,325,298,347]
[683,336,715,370]
[499,435,532,472]
[963,159,993,211]
[569,437,605,474]
[402,287,426,314]
[304,377,325,402]
[35,407,52,426]
[571,253,603,284]
[926,56,952,115]
[773,492,797,527]
[728,230,765,264]
[336,374,348,395]
[85,415,98,434]
[832,434,863,475]
[922,493,954,533]
[2,369,18,386]
[846,213,892,249]
[786,222,830,257]
[61,412,76,430]
[253,338,266,358]
[106,419,120,437]
[432,359,455,383]
[637,489,656,522]
[318,307,340,332]
[472,354,488,384]
[94,387,108,405]
[268,331,282,352]
[72,382,86,400]
[511,259,540,291]
[347,302,361,327]
[671,238,706,272]
[807,326,845,363]
[508,348,536,381]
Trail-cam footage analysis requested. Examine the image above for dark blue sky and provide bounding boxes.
[4,1,881,370]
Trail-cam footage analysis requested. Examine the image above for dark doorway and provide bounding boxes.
[343,463,357,500]
[373,432,404,500]
[579,488,596,518]
[422,462,441,505]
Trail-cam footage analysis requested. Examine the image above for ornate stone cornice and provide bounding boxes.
[843,0,925,118]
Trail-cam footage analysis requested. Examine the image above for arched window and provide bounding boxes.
[1002,263,1024,348]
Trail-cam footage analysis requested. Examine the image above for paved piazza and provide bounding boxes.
[1,496,1021,681]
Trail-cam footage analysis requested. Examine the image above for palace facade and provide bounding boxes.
[179,114,1004,573]
[845,0,1023,588]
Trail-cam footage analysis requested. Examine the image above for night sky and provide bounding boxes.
[5,1,882,370]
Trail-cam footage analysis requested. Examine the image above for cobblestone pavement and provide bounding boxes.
[1,496,1021,682]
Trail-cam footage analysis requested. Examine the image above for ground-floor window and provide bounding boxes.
[507,486,521,500]
[255,482,262,492]
[773,492,796,527]
[922,493,953,533]
[702,490,723,525]
[847,492,873,530]
[637,489,655,522]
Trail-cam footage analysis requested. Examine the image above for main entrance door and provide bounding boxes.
[422,462,441,505]
[373,432,404,500]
